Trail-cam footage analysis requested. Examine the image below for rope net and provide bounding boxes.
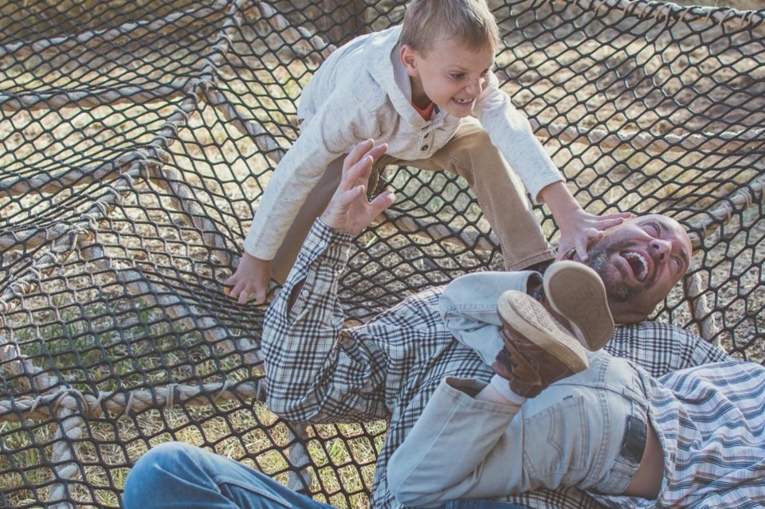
[1,0,763,507]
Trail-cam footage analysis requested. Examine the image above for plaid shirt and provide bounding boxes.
[263,221,732,509]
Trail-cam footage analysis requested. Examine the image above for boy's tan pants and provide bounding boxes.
[270,118,556,283]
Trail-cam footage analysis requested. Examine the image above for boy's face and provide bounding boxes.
[401,38,495,118]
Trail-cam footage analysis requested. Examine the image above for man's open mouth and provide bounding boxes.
[623,251,648,281]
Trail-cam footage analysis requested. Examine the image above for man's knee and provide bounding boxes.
[123,442,197,509]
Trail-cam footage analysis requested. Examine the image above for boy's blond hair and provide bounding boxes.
[400,0,500,55]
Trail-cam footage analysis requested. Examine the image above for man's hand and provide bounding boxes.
[320,139,396,235]
[224,253,271,304]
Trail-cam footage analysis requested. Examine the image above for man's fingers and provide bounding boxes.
[344,139,376,171]
[367,142,388,161]
[342,154,375,190]
[344,141,387,178]
[370,190,396,215]
[337,141,388,195]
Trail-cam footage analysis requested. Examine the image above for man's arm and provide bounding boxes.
[262,141,396,423]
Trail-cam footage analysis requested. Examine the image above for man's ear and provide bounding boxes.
[400,44,419,76]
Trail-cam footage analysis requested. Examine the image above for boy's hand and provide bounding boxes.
[555,208,631,261]
[320,139,396,235]
[224,253,271,304]
[539,181,630,261]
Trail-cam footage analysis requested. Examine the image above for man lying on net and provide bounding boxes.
[122,140,731,509]
[389,283,765,508]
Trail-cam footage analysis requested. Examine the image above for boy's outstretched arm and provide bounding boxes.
[538,181,631,261]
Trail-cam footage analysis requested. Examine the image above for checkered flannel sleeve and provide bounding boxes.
[262,219,389,423]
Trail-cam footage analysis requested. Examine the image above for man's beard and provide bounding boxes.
[585,242,641,304]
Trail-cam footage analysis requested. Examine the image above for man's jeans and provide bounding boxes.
[122,442,526,509]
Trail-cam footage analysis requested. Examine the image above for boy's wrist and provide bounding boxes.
[540,182,583,222]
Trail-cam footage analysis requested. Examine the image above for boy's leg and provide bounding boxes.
[508,351,653,494]
[407,118,556,271]
[438,270,542,365]
[392,294,650,500]
[123,442,332,509]
[440,262,614,364]
[270,156,344,283]
[270,155,390,283]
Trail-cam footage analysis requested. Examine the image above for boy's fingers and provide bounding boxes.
[575,229,601,261]
[598,216,626,228]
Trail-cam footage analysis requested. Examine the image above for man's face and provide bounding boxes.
[401,38,495,118]
[583,214,692,323]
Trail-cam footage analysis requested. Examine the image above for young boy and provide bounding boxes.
[225,0,628,304]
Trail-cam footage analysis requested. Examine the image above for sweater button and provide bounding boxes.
[421,144,429,151]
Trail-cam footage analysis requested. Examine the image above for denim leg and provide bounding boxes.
[123,442,332,509]
[515,351,649,493]
[439,271,541,365]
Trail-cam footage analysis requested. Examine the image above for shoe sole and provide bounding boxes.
[544,261,614,351]
[497,291,588,372]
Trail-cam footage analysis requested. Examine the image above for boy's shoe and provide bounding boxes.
[543,261,614,351]
[492,290,588,398]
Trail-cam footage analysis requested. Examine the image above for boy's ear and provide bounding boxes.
[400,44,419,76]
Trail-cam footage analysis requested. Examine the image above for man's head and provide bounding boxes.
[574,214,692,324]
[399,0,500,118]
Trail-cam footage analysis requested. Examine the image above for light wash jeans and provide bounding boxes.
[122,442,527,509]
[389,352,650,506]
[405,271,648,504]
[439,270,543,365]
